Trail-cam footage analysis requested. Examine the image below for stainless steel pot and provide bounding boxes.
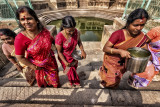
[126,47,151,73]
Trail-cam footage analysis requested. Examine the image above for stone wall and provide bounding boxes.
[31,0,53,10]
[48,0,126,10]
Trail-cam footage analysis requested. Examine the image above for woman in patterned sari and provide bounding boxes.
[14,6,59,87]
[99,8,149,88]
[55,16,86,88]
[128,26,160,88]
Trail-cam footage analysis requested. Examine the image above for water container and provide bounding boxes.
[126,47,151,73]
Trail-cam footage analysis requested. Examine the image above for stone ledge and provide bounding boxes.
[0,87,159,106]
[101,25,115,49]
[113,17,125,30]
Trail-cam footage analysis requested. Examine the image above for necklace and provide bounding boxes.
[125,29,133,39]
[64,30,70,39]
[25,30,39,40]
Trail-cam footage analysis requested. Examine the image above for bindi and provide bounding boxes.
[140,16,145,23]
[23,15,26,20]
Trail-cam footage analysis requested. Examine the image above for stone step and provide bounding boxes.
[1,71,160,91]
[82,42,101,50]
[0,87,159,106]
[0,63,19,79]
[0,104,132,107]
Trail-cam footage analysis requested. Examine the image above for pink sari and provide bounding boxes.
[55,29,80,86]
[27,28,59,87]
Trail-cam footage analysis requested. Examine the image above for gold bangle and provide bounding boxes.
[35,65,38,69]
[111,48,113,54]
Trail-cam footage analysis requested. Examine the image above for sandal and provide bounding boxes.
[127,79,138,89]
[67,82,74,88]
[74,84,81,88]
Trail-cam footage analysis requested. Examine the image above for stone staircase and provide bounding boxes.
[0,42,160,107]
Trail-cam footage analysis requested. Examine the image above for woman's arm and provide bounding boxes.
[103,41,131,58]
[77,31,86,59]
[5,55,23,71]
[55,44,70,66]
[15,55,40,70]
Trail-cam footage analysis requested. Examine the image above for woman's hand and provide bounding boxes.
[64,61,70,67]
[30,64,42,71]
[15,64,23,72]
[119,49,131,58]
[81,50,86,59]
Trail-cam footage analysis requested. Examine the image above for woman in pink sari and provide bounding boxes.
[55,16,86,88]
[14,6,59,87]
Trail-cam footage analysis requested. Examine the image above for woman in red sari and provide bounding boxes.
[99,8,149,88]
[14,6,59,87]
[55,16,86,88]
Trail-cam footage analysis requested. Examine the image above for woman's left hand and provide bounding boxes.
[15,64,23,72]
[81,50,86,59]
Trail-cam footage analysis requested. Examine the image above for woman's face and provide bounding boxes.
[64,27,75,36]
[128,18,147,36]
[0,35,14,45]
[19,11,38,31]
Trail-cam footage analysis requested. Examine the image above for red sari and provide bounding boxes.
[55,29,80,86]
[99,30,147,87]
[17,28,59,87]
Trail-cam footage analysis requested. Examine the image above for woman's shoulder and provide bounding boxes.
[112,29,123,34]
[2,43,7,50]
[15,32,25,40]
[56,31,64,38]
[2,43,10,55]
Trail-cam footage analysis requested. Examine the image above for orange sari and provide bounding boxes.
[99,31,147,88]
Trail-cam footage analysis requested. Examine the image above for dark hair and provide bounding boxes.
[16,6,43,30]
[0,28,16,38]
[124,8,149,29]
[60,16,76,31]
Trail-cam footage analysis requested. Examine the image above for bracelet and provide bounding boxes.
[110,48,113,54]
[14,63,18,65]
[35,65,38,69]
[81,49,84,51]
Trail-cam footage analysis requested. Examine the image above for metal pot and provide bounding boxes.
[126,47,151,73]
[72,50,82,60]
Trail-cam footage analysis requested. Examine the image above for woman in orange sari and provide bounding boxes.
[128,26,160,88]
[14,6,59,87]
[99,8,149,88]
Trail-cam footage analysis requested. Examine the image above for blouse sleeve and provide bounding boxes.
[55,33,63,45]
[108,30,122,45]
[2,44,10,55]
[14,33,28,55]
[146,27,159,40]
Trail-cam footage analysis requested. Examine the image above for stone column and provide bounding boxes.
[79,0,88,8]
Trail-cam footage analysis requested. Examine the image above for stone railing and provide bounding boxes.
[48,0,126,10]
[36,9,123,24]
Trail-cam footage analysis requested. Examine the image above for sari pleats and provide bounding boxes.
[27,29,59,87]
